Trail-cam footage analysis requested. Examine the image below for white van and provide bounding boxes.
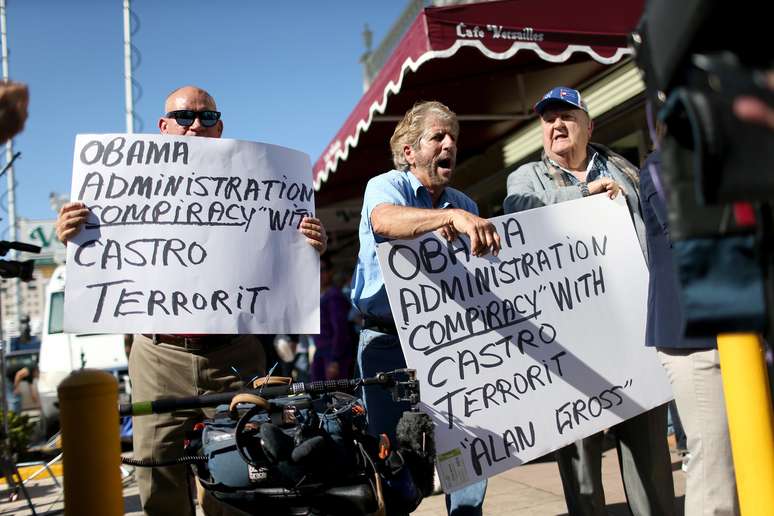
[37,265,130,436]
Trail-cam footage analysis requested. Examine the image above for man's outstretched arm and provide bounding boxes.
[371,204,500,257]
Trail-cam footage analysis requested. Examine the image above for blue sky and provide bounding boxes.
[2,0,407,231]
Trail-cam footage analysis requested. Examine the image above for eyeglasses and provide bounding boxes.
[164,110,221,128]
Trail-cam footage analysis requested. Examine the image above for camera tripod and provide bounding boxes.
[1,308,38,514]
[0,239,42,513]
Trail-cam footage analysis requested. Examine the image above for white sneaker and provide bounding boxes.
[681,452,691,472]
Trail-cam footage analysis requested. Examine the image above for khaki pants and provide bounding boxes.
[659,348,739,516]
[129,334,265,516]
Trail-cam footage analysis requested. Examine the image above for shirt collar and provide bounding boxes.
[405,170,453,208]
[406,170,425,196]
[547,146,599,175]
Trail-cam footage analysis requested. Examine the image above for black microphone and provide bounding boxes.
[0,240,41,256]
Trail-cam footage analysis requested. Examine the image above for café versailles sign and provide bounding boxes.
[455,23,545,42]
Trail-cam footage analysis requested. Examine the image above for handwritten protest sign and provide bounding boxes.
[64,134,319,334]
[377,195,672,492]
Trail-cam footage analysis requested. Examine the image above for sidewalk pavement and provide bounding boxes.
[0,445,685,515]
[414,446,686,516]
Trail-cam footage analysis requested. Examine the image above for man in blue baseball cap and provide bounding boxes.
[503,86,676,516]
[513,85,626,204]
[536,86,588,112]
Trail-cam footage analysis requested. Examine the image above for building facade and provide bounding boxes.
[315,0,647,264]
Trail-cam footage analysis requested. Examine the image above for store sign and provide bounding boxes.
[18,219,65,262]
[455,23,544,42]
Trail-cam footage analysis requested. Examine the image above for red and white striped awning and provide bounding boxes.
[314,0,644,203]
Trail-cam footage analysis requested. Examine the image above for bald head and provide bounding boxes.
[164,86,217,112]
[159,85,223,138]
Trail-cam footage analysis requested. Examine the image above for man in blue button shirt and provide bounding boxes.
[351,100,499,515]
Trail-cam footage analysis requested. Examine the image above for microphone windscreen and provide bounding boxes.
[291,435,326,464]
[260,423,294,464]
[395,411,436,497]
[396,411,435,456]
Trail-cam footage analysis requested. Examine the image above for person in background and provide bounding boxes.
[640,147,738,515]
[8,365,38,414]
[268,334,310,381]
[311,254,354,380]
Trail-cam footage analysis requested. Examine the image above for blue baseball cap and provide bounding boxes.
[534,86,588,115]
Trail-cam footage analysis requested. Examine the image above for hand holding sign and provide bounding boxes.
[56,202,89,243]
[448,209,501,257]
[588,177,625,199]
[299,216,327,254]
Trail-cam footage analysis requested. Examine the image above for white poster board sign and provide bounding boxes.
[65,134,319,334]
[377,195,672,492]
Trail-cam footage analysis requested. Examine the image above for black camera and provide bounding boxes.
[120,370,434,516]
[632,0,773,336]
[0,241,41,282]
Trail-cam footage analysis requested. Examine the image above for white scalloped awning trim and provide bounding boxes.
[314,38,633,190]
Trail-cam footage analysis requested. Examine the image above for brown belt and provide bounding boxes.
[142,334,235,352]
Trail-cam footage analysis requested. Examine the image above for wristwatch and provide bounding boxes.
[579,181,590,197]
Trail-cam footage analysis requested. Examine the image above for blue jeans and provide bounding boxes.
[356,329,487,516]
[5,384,21,413]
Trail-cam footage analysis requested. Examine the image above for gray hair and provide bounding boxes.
[389,101,458,170]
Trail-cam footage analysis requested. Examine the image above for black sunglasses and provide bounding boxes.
[165,109,221,128]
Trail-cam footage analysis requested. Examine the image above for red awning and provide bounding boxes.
[314,0,644,204]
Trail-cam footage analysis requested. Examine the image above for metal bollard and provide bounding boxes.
[58,370,123,516]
